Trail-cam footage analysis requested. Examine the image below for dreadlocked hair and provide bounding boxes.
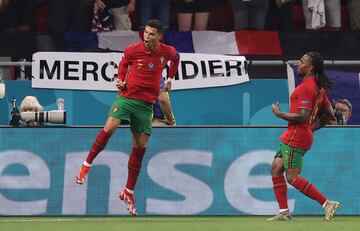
[306,51,333,91]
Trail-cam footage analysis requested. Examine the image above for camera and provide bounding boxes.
[333,109,344,125]
[20,110,66,124]
[9,96,23,126]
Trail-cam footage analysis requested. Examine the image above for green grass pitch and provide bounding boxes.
[1,216,359,231]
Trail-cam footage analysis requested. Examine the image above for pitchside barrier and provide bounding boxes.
[0,79,289,126]
[0,126,358,216]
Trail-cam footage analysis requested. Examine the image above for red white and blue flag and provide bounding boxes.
[96,30,283,55]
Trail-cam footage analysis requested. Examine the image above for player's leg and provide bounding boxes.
[119,132,149,216]
[126,133,149,190]
[268,144,292,221]
[76,96,130,184]
[284,147,340,221]
[287,167,340,221]
[119,98,152,215]
[75,117,120,184]
[285,154,327,205]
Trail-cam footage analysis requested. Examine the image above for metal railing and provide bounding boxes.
[1,59,360,80]
[1,60,360,68]
[249,60,360,66]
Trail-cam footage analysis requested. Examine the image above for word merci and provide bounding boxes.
[31,52,249,91]
[0,150,294,215]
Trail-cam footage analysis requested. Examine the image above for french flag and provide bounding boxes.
[96,30,283,55]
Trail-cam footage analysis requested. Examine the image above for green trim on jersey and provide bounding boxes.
[275,143,307,169]
[108,96,153,135]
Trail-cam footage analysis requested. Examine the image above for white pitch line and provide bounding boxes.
[0,217,164,222]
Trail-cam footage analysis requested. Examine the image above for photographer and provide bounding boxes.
[20,96,43,127]
[329,99,352,125]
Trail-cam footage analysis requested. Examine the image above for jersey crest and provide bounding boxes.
[148,62,154,70]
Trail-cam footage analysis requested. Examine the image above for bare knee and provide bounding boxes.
[271,161,284,176]
[103,117,120,135]
[285,175,296,185]
[285,170,300,185]
[103,123,117,135]
[132,133,149,148]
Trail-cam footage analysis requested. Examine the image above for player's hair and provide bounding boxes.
[146,19,164,34]
[306,51,333,91]
[20,96,43,112]
[335,99,352,112]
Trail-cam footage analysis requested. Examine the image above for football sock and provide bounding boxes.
[86,129,110,164]
[125,187,134,194]
[292,177,327,205]
[83,161,91,167]
[272,175,288,210]
[322,200,329,208]
[126,147,146,190]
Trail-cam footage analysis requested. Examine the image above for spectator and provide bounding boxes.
[152,78,176,126]
[302,0,341,30]
[91,4,114,32]
[48,0,92,36]
[227,0,269,30]
[174,0,214,31]
[0,0,36,32]
[265,0,295,32]
[93,0,135,31]
[20,96,43,127]
[347,0,360,31]
[329,99,352,125]
[0,0,9,13]
[137,0,171,30]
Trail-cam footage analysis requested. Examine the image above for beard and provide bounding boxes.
[297,69,305,77]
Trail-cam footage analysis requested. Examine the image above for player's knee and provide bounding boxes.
[103,125,116,136]
[285,175,296,185]
[133,143,147,148]
[270,163,283,176]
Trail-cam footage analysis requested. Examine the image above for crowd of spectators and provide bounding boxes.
[0,0,359,33]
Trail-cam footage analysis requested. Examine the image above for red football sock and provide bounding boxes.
[272,175,288,210]
[126,147,146,190]
[292,177,327,205]
[86,129,110,164]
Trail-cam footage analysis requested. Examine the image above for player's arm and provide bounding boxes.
[164,49,180,92]
[313,104,335,131]
[272,102,310,123]
[116,50,130,90]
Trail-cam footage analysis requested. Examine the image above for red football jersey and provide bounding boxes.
[118,42,179,104]
[280,77,330,149]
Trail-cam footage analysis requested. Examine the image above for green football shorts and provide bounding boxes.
[108,96,153,135]
[274,143,308,169]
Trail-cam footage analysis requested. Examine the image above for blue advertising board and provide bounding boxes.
[0,127,358,215]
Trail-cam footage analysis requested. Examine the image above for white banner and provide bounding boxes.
[32,52,249,91]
